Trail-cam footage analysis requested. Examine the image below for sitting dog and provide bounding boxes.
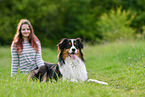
[28,38,108,85]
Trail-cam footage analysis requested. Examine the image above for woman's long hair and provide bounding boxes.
[11,19,39,54]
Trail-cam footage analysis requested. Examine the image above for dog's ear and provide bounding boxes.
[57,38,68,51]
[76,38,83,49]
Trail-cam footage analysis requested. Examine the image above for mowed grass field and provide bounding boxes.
[0,41,145,97]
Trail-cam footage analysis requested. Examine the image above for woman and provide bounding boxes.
[11,19,44,77]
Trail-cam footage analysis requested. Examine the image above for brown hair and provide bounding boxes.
[11,19,39,54]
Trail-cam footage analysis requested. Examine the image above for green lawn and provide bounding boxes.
[0,41,145,97]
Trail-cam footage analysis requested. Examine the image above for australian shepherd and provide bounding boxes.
[28,38,108,85]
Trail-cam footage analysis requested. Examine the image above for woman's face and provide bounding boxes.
[21,24,31,39]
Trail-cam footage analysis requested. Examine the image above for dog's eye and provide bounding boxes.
[69,43,71,45]
[74,42,76,45]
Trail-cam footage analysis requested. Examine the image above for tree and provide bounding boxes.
[96,7,135,41]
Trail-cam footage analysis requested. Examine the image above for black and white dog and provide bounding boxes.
[28,38,108,85]
[57,38,88,82]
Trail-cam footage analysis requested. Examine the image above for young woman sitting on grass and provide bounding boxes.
[11,19,44,77]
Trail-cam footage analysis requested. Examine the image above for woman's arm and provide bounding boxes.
[36,41,44,67]
[11,43,19,77]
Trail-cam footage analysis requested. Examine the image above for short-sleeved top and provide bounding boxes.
[11,40,44,77]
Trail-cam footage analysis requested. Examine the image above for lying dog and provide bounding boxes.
[28,62,62,82]
[28,38,108,85]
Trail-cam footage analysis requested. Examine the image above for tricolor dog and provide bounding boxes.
[28,38,108,85]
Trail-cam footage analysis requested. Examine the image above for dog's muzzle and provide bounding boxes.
[67,51,76,60]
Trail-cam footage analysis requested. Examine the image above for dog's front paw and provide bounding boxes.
[70,79,78,82]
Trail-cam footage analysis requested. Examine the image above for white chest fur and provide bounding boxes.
[59,56,88,82]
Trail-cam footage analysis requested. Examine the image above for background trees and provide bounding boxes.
[0,0,144,46]
[96,7,135,41]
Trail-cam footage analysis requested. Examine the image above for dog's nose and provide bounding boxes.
[72,48,76,52]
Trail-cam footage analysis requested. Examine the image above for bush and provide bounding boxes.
[96,7,135,42]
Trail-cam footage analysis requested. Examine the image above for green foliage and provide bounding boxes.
[0,0,122,46]
[97,7,135,41]
[0,40,145,96]
[115,0,145,33]
[0,0,145,46]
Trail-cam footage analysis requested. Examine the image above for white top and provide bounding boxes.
[11,40,44,77]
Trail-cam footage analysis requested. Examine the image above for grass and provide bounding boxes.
[0,41,145,97]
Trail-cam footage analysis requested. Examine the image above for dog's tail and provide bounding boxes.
[87,79,108,85]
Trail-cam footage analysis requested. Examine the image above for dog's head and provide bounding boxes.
[57,38,84,61]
